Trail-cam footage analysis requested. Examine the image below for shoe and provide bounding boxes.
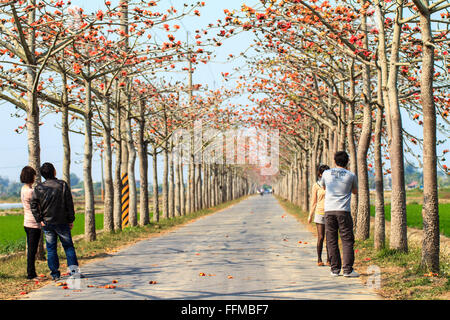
[326,261,331,266]
[330,271,340,277]
[343,270,360,278]
[27,276,40,281]
[52,272,61,281]
[317,262,324,266]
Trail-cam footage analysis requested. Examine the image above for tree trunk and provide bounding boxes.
[162,145,169,219]
[195,163,201,210]
[152,147,159,222]
[125,117,137,227]
[61,73,71,187]
[347,62,358,228]
[25,0,44,259]
[83,79,96,242]
[302,155,309,213]
[374,70,385,251]
[118,0,129,229]
[175,151,181,217]
[113,94,122,232]
[137,106,149,226]
[212,165,217,207]
[202,162,208,208]
[189,150,195,213]
[102,98,114,233]
[180,157,186,215]
[387,2,408,252]
[205,163,210,208]
[169,143,175,218]
[416,0,439,272]
[355,10,372,241]
[338,97,346,151]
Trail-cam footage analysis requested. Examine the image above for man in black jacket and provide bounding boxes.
[31,163,79,281]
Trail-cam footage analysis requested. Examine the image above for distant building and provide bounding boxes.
[407,181,419,190]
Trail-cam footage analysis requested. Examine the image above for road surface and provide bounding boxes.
[26,195,380,300]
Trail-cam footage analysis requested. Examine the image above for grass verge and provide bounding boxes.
[369,203,450,237]
[275,195,450,300]
[0,195,248,300]
[0,213,104,255]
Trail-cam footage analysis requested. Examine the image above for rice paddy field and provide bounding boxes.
[1,190,449,255]
[0,213,104,254]
[370,203,450,237]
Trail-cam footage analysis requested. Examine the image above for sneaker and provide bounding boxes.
[52,275,61,281]
[343,270,360,278]
[330,271,340,277]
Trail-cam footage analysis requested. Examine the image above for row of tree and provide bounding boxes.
[0,0,259,255]
[218,0,449,273]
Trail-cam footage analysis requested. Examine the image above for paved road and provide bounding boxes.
[26,195,379,300]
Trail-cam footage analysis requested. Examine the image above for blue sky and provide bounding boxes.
[0,0,447,183]
[0,0,257,183]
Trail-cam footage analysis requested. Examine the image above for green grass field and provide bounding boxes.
[0,214,104,255]
[370,203,450,237]
[2,202,449,254]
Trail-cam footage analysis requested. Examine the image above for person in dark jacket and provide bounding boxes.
[31,162,79,281]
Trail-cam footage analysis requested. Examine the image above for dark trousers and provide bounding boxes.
[325,211,355,274]
[24,227,41,279]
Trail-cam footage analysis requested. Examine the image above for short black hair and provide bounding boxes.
[334,151,349,167]
[317,164,330,178]
[40,162,56,180]
[20,166,36,184]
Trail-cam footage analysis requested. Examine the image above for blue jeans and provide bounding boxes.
[42,223,78,278]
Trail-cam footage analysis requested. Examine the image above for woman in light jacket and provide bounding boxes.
[308,164,330,266]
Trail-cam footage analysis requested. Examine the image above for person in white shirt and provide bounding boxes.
[320,151,359,277]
